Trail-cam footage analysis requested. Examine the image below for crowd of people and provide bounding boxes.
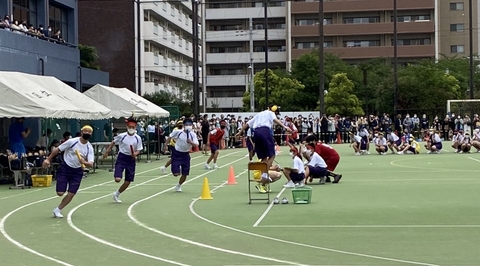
[1,15,67,44]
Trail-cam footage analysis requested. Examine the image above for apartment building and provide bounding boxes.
[292,0,436,63]
[437,0,479,58]
[78,0,196,96]
[202,0,289,112]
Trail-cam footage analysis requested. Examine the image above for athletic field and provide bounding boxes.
[0,144,479,266]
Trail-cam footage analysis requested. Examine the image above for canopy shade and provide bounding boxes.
[84,84,170,118]
[0,72,112,119]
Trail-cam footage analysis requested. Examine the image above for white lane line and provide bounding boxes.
[256,225,480,228]
[66,152,242,265]
[128,169,309,266]
[253,188,286,227]
[0,188,47,200]
[188,193,440,266]
[0,151,229,265]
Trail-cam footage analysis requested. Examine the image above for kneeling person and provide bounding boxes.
[282,147,306,188]
[302,143,328,184]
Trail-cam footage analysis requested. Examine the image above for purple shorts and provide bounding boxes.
[246,137,254,152]
[114,152,136,182]
[290,172,305,182]
[253,127,275,160]
[394,139,402,146]
[360,139,368,150]
[56,162,84,194]
[171,149,191,176]
[307,165,328,178]
[433,142,442,150]
[210,142,219,153]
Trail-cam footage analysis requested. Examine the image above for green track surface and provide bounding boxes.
[0,144,479,266]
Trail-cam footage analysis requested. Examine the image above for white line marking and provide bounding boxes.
[66,151,242,265]
[0,151,233,265]
[67,176,189,266]
[253,188,286,227]
[188,192,440,266]
[467,156,480,163]
[128,169,309,266]
[0,188,47,200]
[256,225,480,228]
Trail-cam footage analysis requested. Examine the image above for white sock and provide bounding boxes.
[114,191,120,196]
[54,207,61,212]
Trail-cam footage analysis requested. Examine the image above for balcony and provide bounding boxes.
[143,3,192,34]
[291,45,435,60]
[206,6,285,20]
[143,52,193,81]
[206,75,247,86]
[292,0,434,14]
[205,97,244,108]
[143,21,193,58]
[144,82,165,95]
[206,51,286,64]
[292,21,434,37]
[206,29,286,42]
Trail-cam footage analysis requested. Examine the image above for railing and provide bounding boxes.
[0,25,77,48]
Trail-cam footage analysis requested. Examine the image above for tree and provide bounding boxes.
[397,60,461,111]
[79,44,101,70]
[290,51,362,111]
[143,82,194,115]
[243,69,305,111]
[324,73,364,116]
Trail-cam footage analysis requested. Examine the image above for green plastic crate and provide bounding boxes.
[292,186,312,204]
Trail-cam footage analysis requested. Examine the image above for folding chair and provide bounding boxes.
[8,157,29,189]
[247,162,270,204]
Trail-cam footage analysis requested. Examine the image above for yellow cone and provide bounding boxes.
[200,177,213,200]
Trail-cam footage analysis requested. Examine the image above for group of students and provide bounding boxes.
[41,105,344,218]
[451,128,480,153]
[348,127,445,155]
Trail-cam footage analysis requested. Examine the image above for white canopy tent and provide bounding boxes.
[0,71,112,119]
[84,84,170,118]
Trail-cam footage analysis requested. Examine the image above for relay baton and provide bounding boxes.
[130,145,135,160]
[75,150,86,168]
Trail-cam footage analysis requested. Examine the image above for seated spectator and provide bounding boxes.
[53,29,65,43]
[61,131,72,144]
[0,15,10,29]
[35,129,52,151]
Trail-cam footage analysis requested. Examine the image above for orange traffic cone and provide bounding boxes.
[227,166,237,185]
[336,132,342,144]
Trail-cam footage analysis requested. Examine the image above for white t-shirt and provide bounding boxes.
[358,128,369,137]
[170,129,199,152]
[307,152,327,168]
[147,124,155,133]
[114,132,143,155]
[59,137,94,169]
[353,135,362,143]
[292,156,305,174]
[388,133,399,142]
[375,137,387,146]
[247,110,276,129]
[432,133,441,143]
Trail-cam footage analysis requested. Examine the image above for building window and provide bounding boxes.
[343,17,380,24]
[450,2,464,10]
[392,15,431,22]
[451,45,465,53]
[13,0,37,26]
[393,38,431,46]
[344,40,380,47]
[49,4,69,42]
[450,23,464,32]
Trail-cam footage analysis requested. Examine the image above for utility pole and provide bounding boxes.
[249,17,255,112]
[192,0,200,116]
[136,0,142,95]
[393,0,398,116]
[264,0,269,109]
[318,0,324,116]
[469,0,474,100]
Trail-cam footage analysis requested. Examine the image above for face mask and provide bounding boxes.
[68,136,72,139]
[185,126,193,131]
[128,129,136,135]
[276,115,281,119]
[82,133,91,140]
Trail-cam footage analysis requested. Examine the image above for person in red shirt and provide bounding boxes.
[204,120,226,169]
[312,141,342,183]
[284,117,298,145]
[290,139,342,184]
